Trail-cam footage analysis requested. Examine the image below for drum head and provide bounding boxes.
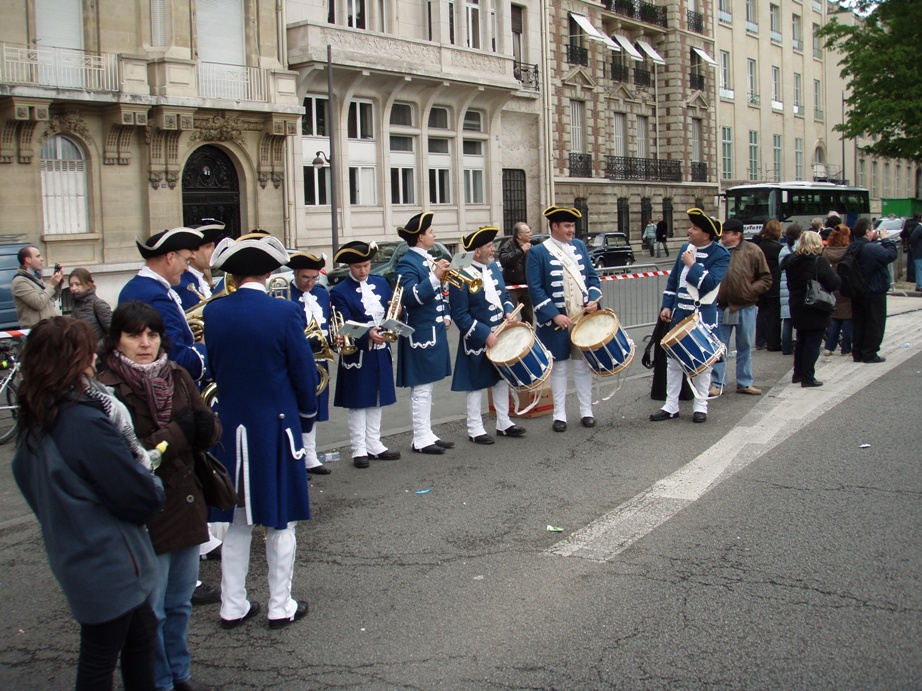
[487,323,534,366]
[571,310,619,349]
[661,312,699,348]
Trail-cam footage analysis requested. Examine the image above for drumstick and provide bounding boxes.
[555,308,587,331]
[494,304,523,339]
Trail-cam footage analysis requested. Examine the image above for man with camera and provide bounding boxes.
[12,246,63,328]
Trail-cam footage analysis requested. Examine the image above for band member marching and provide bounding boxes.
[395,212,454,455]
[177,219,227,310]
[526,206,602,432]
[448,226,527,444]
[328,241,401,468]
[649,208,730,424]
[288,252,334,476]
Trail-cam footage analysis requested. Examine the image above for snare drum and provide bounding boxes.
[570,309,634,376]
[486,322,552,392]
[660,312,725,377]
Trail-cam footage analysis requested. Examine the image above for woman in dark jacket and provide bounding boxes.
[753,219,784,351]
[68,268,112,346]
[97,302,220,691]
[12,317,165,690]
[780,231,841,388]
[822,225,853,356]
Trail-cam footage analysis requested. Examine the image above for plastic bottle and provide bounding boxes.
[147,441,169,471]
[318,450,341,462]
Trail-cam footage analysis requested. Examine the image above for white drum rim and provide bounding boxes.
[487,322,536,366]
[571,309,620,350]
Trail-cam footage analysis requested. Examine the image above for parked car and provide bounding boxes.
[582,232,635,268]
[326,240,402,286]
[373,241,453,287]
[0,242,33,329]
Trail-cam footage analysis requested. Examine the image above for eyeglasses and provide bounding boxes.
[303,274,320,283]
[174,252,194,267]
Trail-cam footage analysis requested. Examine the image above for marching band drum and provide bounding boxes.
[486,321,553,401]
[660,312,726,378]
[569,308,634,377]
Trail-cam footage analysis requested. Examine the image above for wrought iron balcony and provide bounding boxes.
[198,61,268,101]
[566,44,588,66]
[634,67,652,87]
[687,9,705,34]
[609,62,631,82]
[513,61,540,91]
[689,72,705,91]
[691,162,708,182]
[609,0,637,18]
[605,156,682,182]
[639,2,668,27]
[569,153,593,178]
[0,42,119,91]
[602,0,667,28]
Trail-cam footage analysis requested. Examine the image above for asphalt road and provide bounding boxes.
[1,297,920,689]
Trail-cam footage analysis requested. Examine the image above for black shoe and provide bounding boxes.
[191,583,221,606]
[581,416,596,428]
[801,379,824,387]
[268,600,308,630]
[863,356,886,364]
[307,465,331,475]
[552,420,567,432]
[434,439,454,449]
[692,412,707,423]
[220,601,260,630]
[792,375,804,384]
[853,357,863,363]
[352,456,369,468]
[369,449,401,460]
[649,410,679,422]
[496,424,526,438]
[412,444,445,455]
[469,434,495,445]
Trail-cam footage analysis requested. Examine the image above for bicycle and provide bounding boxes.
[0,338,23,444]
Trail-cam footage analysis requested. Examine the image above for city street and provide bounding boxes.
[1,298,920,689]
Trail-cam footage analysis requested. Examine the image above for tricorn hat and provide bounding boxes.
[333,241,378,265]
[461,225,499,252]
[396,212,433,242]
[210,234,290,276]
[135,227,204,259]
[287,251,327,271]
[543,206,582,225]
[687,208,722,238]
[189,218,226,246]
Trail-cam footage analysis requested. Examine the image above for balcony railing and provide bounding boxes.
[0,42,119,91]
[691,162,708,182]
[569,153,593,178]
[609,62,631,82]
[687,9,705,33]
[566,44,589,66]
[603,0,667,28]
[639,2,668,27]
[634,67,652,87]
[198,61,268,101]
[689,72,705,91]
[513,61,540,91]
[605,156,682,182]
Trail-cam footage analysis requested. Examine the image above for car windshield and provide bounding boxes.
[585,234,604,248]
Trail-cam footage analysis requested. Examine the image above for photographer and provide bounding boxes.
[12,245,63,327]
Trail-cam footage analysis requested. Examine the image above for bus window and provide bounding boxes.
[726,189,772,224]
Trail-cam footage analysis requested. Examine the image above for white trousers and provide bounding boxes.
[662,358,711,414]
[301,428,322,468]
[550,357,594,422]
[347,407,387,458]
[410,383,438,449]
[465,380,513,437]
[220,510,298,621]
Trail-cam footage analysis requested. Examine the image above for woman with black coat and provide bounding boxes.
[780,231,841,388]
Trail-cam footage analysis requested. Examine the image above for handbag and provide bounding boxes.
[194,450,238,510]
[803,257,836,314]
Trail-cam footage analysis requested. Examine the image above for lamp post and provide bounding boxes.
[312,150,338,253]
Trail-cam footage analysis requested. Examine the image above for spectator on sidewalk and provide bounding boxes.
[498,222,534,324]
[751,220,784,351]
[849,217,897,364]
[642,219,656,257]
[904,213,922,290]
[778,224,803,355]
[822,225,854,357]
[12,245,63,328]
[655,215,669,258]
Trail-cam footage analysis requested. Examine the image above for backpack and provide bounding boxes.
[836,243,867,298]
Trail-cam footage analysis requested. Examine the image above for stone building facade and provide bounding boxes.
[0,0,301,301]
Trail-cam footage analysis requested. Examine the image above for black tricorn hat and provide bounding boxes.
[333,241,378,265]
[210,235,290,276]
[189,218,226,246]
[135,227,204,259]
[396,212,433,241]
[287,252,327,271]
[461,225,499,251]
[543,206,582,225]
[687,208,722,238]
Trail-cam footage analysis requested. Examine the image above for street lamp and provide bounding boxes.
[312,150,338,253]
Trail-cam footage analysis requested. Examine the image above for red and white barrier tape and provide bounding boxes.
[506,268,671,290]
[0,329,30,339]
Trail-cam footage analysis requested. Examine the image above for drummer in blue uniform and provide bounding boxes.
[526,206,602,432]
[288,251,334,476]
[177,219,226,310]
[448,226,527,445]
[119,227,208,382]
[649,208,730,424]
[203,233,318,630]
[395,212,454,455]
[329,241,401,468]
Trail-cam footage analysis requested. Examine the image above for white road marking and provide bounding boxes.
[548,309,922,562]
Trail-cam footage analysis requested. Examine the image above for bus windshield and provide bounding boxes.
[726,189,774,225]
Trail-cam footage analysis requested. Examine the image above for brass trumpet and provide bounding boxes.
[380,276,404,343]
[267,275,291,300]
[442,267,483,293]
[184,276,237,342]
[329,306,357,355]
[304,316,332,395]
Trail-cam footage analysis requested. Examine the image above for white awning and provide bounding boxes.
[692,46,718,67]
[569,12,621,52]
[613,34,645,61]
[637,40,665,65]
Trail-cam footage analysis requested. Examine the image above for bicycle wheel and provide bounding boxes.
[0,380,20,445]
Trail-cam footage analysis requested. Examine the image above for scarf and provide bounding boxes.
[104,350,175,429]
[81,376,157,470]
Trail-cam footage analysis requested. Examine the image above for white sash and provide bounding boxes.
[544,240,588,318]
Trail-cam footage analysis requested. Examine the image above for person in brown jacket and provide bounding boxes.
[821,225,853,356]
[709,218,772,395]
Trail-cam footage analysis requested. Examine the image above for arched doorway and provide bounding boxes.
[182,145,241,237]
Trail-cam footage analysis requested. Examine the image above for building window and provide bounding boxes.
[429,168,451,204]
[718,0,732,23]
[813,23,822,58]
[463,110,484,132]
[302,97,329,136]
[896,165,902,197]
[793,73,802,115]
[720,50,733,98]
[40,135,88,235]
[636,115,650,159]
[428,106,450,129]
[511,5,524,62]
[617,198,630,235]
[348,166,376,205]
[348,101,374,140]
[390,103,413,126]
[871,161,879,198]
[390,167,415,205]
[567,16,588,66]
[749,130,759,181]
[814,79,823,120]
[466,0,481,49]
[464,169,485,204]
[691,118,703,162]
[612,112,626,157]
[570,100,585,153]
[502,169,527,234]
[347,0,366,29]
[792,14,803,51]
[151,0,167,47]
[794,138,804,180]
[770,4,782,42]
[390,135,414,152]
[721,126,733,179]
[428,138,450,154]
[304,165,330,206]
[461,140,481,156]
[883,163,890,198]
[858,158,865,188]
[771,66,782,109]
[773,134,782,182]
[746,0,758,32]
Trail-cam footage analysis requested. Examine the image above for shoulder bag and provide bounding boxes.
[803,257,836,314]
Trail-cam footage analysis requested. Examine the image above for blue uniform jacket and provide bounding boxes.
[119,274,207,381]
[526,238,602,360]
[449,262,513,392]
[661,241,731,329]
[204,287,318,529]
[329,275,397,409]
[291,283,331,422]
[395,248,452,387]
